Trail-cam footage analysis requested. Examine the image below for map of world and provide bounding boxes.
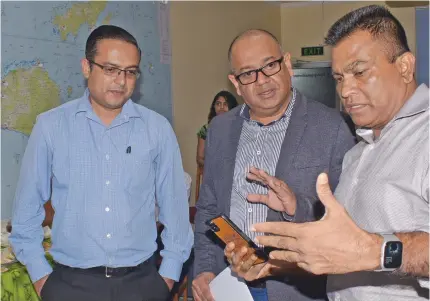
[1,1,172,219]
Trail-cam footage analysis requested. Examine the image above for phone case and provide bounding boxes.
[207,215,268,265]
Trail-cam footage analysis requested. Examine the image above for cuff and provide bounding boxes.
[158,257,183,282]
[26,255,53,283]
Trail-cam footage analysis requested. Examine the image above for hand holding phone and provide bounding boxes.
[206,215,268,265]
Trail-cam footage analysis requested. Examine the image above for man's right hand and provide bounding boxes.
[192,272,216,301]
[224,242,271,281]
[34,274,50,296]
[225,242,304,281]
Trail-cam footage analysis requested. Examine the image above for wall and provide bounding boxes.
[416,7,429,85]
[170,1,281,205]
[280,1,416,62]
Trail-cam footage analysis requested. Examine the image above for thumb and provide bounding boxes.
[316,173,340,213]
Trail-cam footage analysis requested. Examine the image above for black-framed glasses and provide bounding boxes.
[88,60,141,80]
[235,57,284,85]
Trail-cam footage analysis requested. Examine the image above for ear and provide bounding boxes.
[283,52,294,77]
[395,52,415,84]
[228,74,242,96]
[81,58,91,80]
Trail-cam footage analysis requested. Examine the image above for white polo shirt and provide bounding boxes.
[327,84,429,301]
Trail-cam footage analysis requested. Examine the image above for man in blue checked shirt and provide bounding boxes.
[9,25,193,301]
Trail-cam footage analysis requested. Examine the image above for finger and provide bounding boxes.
[232,247,248,266]
[246,172,268,185]
[225,242,235,252]
[316,173,341,212]
[224,242,236,259]
[240,254,258,273]
[192,286,203,301]
[256,263,272,279]
[269,250,301,263]
[254,235,299,252]
[247,167,270,184]
[247,193,269,205]
[252,221,301,237]
[200,283,215,301]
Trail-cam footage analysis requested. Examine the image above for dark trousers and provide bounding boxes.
[41,259,170,301]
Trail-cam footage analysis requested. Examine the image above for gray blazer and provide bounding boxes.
[194,91,356,301]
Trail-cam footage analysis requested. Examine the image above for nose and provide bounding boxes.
[340,76,357,100]
[114,70,126,86]
[255,70,270,85]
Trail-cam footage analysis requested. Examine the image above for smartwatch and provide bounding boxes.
[375,233,403,271]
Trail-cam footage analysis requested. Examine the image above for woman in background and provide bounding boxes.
[196,90,238,167]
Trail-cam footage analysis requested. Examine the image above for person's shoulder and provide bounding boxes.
[305,97,343,121]
[132,102,171,127]
[36,97,82,124]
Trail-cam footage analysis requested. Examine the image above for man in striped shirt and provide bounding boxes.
[193,29,356,301]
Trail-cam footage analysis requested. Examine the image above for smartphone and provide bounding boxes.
[206,214,269,265]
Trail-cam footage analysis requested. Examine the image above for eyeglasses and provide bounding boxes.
[88,60,141,80]
[235,57,284,85]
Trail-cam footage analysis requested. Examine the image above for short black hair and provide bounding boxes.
[228,29,281,67]
[208,90,238,123]
[325,5,410,62]
[85,25,142,62]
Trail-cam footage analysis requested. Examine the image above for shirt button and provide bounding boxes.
[106,233,111,239]
[256,150,261,155]
[105,207,110,212]
[105,154,110,160]
[106,180,110,185]
[248,208,253,213]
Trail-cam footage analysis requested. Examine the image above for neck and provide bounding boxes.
[89,97,122,126]
[250,93,291,125]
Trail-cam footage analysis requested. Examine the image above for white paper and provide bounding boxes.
[209,267,254,301]
[157,2,171,64]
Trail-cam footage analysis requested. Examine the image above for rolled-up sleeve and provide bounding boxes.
[9,116,53,282]
[155,118,193,281]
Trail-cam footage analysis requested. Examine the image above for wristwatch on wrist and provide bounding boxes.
[375,233,403,272]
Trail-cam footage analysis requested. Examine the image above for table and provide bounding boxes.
[1,254,53,301]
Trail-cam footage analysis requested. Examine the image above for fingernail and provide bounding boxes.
[250,226,256,232]
[254,238,259,244]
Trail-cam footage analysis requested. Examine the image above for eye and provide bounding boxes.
[354,70,366,77]
[104,67,116,73]
[333,76,343,84]
[126,70,139,76]
[266,62,276,69]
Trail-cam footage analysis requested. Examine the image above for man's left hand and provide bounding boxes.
[162,277,175,291]
[253,173,383,275]
[247,167,297,215]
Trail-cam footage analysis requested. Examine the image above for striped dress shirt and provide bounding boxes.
[230,88,297,241]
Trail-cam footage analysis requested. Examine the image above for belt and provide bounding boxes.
[246,278,266,288]
[55,256,154,278]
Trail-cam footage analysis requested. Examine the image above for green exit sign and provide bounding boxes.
[301,46,324,56]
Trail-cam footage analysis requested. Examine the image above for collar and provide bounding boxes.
[237,87,297,126]
[357,84,429,144]
[75,88,140,121]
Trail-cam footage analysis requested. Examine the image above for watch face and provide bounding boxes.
[384,241,403,269]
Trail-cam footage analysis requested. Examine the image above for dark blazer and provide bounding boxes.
[194,91,356,301]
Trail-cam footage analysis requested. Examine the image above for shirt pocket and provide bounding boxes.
[123,146,156,196]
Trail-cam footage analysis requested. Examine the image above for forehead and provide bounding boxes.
[231,34,282,70]
[95,39,140,65]
[331,30,387,70]
[215,96,226,102]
